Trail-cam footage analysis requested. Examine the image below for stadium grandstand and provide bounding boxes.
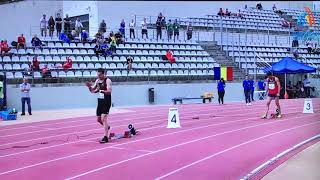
[0,1,319,180]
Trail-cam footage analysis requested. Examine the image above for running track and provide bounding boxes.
[0,98,319,180]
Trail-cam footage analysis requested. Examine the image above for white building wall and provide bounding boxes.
[0,0,63,41]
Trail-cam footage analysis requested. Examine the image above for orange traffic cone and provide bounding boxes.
[284,91,289,99]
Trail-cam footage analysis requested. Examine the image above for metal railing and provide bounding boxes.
[253,51,272,81]
[4,67,215,84]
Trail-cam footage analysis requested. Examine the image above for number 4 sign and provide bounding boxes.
[303,99,314,113]
[167,108,181,128]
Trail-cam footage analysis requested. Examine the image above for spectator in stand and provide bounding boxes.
[217,8,224,16]
[0,40,10,54]
[109,36,117,54]
[225,9,231,16]
[99,19,107,34]
[292,38,299,48]
[94,43,104,56]
[141,17,148,39]
[115,31,123,44]
[20,78,32,116]
[64,14,71,35]
[119,19,126,38]
[187,22,193,40]
[17,34,26,49]
[62,56,73,71]
[256,3,263,10]
[31,56,40,71]
[173,19,180,41]
[31,35,42,49]
[48,16,55,37]
[244,5,248,9]
[59,31,71,44]
[161,17,166,28]
[126,56,133,71]
[312,43,319,54]
[75,18,83,36]
[156,19,162,41]
[272,4,277,11]
[81,30,89,43]
[307,41,313,54]
[40,14,48,37]
[157,12,164,22]
[95,31,103,41]
[162,49,176,63]
[55,13,63,37]
[41,65,52,79]
[166,19,173,40]
[237,9,243,18]
[70,28,77,40]
[129,19,135,39]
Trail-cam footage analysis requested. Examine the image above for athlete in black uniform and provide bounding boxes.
[86,68,112,143]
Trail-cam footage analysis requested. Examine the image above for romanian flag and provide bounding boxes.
[214,66,233,81]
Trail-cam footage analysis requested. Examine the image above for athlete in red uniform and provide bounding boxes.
[262,71,282,118]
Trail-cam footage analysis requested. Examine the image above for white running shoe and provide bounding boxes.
[248,103,252,106]
[246,103,249,106]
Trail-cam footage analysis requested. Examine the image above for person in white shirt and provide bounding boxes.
[20,78,32,116]
[141,17,148,39]
[75,18,83,36]
[40,14,48,37]
[303,75,311,98]
[129,19,135,39]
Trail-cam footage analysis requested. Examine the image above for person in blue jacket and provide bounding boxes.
[243,75,251,105]
[217,78,226,104]
[249,76,255,101]
[258,78,266,100]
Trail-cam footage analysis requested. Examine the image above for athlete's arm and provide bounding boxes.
[276,77,281,96]
[101,78,112,95]
[86,80,99,93]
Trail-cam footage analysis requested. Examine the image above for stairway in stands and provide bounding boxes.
[199,41,245,81]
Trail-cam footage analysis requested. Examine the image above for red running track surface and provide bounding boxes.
[0,98,319,180]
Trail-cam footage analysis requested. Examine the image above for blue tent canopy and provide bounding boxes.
[264,57,316,74]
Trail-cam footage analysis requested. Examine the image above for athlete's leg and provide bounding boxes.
[97,116,103,125]
[262,96,272,118]
[275,96,281,117]
[101,113,109,137]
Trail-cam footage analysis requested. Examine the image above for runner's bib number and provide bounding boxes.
[268,83,275,90]
[98,92,104,99]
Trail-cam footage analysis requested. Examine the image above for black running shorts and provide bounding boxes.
[96,98,111,116]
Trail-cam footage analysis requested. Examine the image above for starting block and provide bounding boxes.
[109,124,137,140]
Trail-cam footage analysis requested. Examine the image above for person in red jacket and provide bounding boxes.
[41,65,52,78]
[62,56,73,71]
[31,56,40,71]
[17,34,26,49]
[0,40,10,54]
[162,50,176,63]
[262,71,282,119]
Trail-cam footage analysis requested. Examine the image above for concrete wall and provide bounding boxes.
[7,82,245,111]
[0,0,63,41]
